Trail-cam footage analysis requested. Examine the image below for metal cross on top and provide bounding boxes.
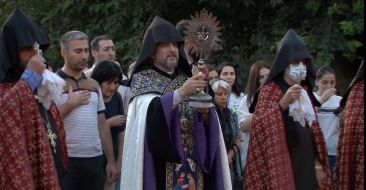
[47,124,58,153]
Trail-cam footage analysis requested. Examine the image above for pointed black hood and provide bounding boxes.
[349,59,364,88]
[339,59,364,108]
[0,7,49,82]
[129,16,191,83]
[265,29,316,85]
[250,29,319,112]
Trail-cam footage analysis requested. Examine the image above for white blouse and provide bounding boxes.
[227,92,245,115]
[313,92,342,156]
[236,95,251,168]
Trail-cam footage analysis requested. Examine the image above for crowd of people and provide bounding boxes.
[0,8,364,190]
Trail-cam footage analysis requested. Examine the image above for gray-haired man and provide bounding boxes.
[55,31,118,190]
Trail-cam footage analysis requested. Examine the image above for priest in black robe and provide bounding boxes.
[120,16,231,190]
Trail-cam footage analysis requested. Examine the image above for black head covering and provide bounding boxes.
[338,59,364,109]
[129,16,191,82]
[0,7,49,82]
[250,29,319,112]
[265,29,316,85]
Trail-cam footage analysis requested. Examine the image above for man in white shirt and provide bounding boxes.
[85,35,116,75]
[85,35,130,113]
[56,31,118,190]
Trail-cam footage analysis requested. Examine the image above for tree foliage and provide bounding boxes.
[1,0,364,86]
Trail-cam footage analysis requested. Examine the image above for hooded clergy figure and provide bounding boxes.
[120,16,231,190]
[244,29,333,190]
[0,8,67,189]
[333,60,364,190]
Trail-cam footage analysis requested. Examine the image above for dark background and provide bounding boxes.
[1,0,364,95]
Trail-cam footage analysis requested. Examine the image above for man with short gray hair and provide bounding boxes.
[56,30,118,190]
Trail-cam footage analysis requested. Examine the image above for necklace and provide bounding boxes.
[43,108,58,153]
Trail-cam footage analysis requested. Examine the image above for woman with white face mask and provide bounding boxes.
[313,65,341,174]
[244,29,333,190]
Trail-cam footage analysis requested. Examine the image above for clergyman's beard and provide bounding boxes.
[167,53,179,67]
[154,58,178,73]
[166,60,178,70]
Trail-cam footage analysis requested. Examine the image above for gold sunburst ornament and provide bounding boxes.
[186,9,222,108]
[185,9,222,59]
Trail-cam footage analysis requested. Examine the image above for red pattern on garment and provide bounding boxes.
[333,80,364,190]
[49,102,68,168]
[244,81,333,190]
[0,80,61,190]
